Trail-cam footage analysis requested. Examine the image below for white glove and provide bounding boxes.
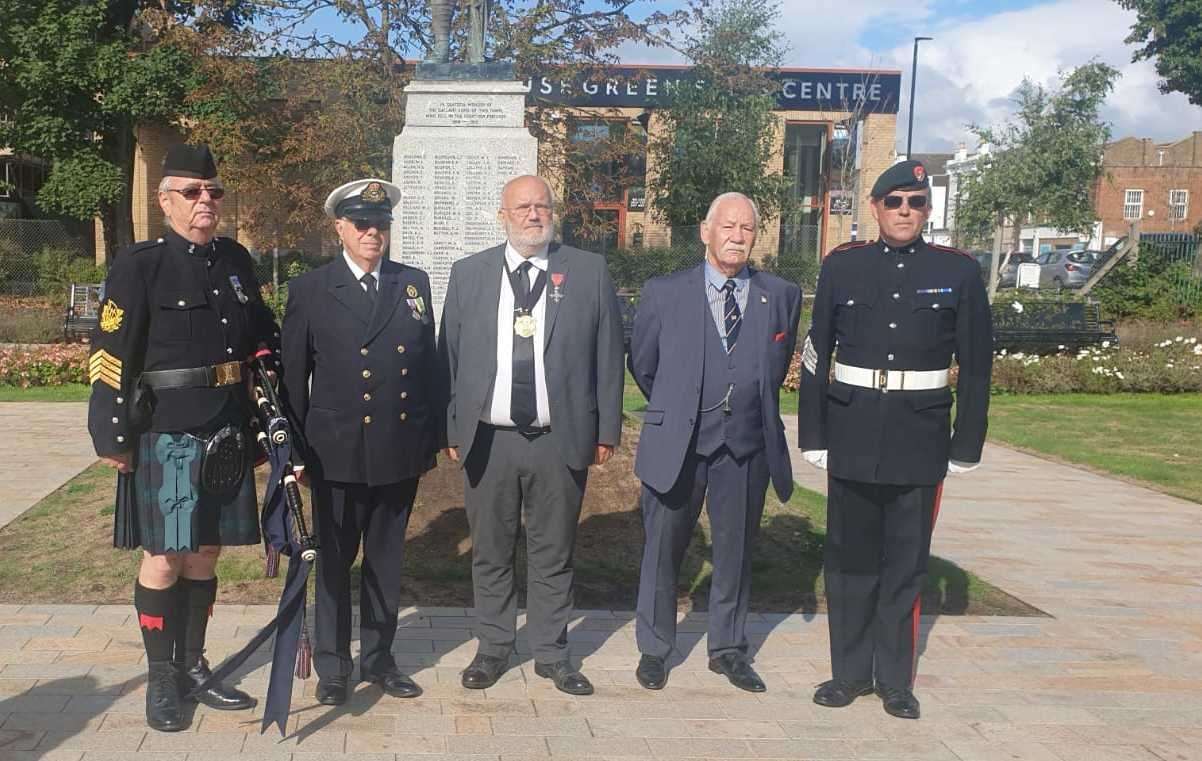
[802,449,828,470]
[947,460,979,475]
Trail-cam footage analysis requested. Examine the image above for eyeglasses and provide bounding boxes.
[882,195,928,210]
[168,185,225,201]
[503,203,553,216]
[345,218,391,232]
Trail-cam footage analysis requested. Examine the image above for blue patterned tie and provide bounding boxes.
[722,279,741,352]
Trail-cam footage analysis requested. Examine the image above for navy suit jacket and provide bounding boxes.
[629,264,802,502]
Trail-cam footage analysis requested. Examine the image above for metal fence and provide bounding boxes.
[1139,232,1202,305]
[0,218,93,296]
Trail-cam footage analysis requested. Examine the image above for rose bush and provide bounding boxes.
[0,344,89,387]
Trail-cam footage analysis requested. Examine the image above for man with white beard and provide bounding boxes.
[438,175,625,695]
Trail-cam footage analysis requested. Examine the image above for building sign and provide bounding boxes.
[830,190,854,215]
[524,67,901,114]
[627,186,646,213]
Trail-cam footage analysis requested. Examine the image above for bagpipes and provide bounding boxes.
[190,348,319,736]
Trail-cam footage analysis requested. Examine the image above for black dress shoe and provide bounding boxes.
[708,653,766,693]
[461,654,509,689]
[315,676,348,706]
[534,660,594,696]
[180,657,256,711]
[635,654,668,690]
[877,685,921,719]
[813,679,875,708]
[364,667,422,698]
[146,661,185,732]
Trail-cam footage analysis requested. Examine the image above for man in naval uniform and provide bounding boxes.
[88,144,275,731]
[798,160,993,719]
[281,179,441,706]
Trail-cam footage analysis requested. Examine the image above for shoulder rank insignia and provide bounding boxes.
[89,349,122,390]
[99,300,124,332]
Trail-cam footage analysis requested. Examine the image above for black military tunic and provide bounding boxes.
[87,228,280,552]
[797,235,992,691]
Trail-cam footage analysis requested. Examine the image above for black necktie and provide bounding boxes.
[361,273,377,309]
[510,261,537,427]
[723,279,741,352]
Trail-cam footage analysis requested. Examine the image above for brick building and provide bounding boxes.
[1095,132,1202,242]
[104,65,900,266]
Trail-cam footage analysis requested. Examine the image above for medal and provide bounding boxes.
[550,272,565,303]
[514,313,537,338]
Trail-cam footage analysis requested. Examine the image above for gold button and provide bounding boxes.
[401,368,408,376]
[363,393,372,401]
[400,392,408,399]
[396,345,406,353]
[364,415,372,424]
[362,369,372,379]
[360,347,369,356]
[399,412,407,421]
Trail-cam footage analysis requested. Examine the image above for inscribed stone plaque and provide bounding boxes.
[392,79,537,319]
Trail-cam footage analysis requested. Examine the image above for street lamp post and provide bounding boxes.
[906,36,933,159]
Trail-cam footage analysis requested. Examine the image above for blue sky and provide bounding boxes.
[306,0,1202,153]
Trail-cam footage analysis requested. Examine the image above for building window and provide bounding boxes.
[781,123,827,261]
[1169,189,1189,221]
[1122,189,1143,221]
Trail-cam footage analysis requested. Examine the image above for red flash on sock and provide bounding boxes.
[208,605,214,618]
[139,613,165,631]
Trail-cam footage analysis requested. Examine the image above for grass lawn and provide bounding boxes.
[0,384,90,402]
[0,426,1034,616]
[988,393,1202,503]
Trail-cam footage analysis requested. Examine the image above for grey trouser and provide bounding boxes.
[463,425,587,664]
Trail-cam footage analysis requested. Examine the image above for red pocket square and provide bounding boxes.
[773,332,787,342]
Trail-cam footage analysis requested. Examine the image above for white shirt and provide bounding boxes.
[342,250,382,291]
[485,242,551,427]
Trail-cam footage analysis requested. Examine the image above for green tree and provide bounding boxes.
[1117,0,1202,106]
[0,1,254,257]
[954,62,1118,298]
[647,0,794,236]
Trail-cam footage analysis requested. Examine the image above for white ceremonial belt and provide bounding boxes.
[834,362,949,392]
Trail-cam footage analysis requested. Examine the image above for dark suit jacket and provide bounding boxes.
[438,242,625,471]
[281,257,441,486]
[629,264,802,502]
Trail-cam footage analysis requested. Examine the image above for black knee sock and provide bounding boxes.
[180,576,218,665]
[134,581,178,663]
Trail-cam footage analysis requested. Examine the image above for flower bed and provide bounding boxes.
[0,344,89,387]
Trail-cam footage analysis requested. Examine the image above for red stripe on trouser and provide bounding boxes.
[909,480,944,685]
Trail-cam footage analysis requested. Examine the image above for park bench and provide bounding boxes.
[63,282,102,341]
[991,300,1117,353]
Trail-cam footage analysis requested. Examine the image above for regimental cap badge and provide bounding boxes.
[913,164,926,182]
[361,182,387,204]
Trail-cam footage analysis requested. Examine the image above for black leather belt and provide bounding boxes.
[140,361,243,390]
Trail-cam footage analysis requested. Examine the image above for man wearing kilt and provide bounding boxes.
[87,145,278,731]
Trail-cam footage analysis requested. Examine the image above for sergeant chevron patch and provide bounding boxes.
[88,349,122,390]
[802,335,818,374]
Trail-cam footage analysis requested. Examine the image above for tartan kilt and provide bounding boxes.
[112,428,260,553]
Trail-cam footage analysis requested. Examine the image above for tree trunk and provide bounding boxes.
[98,120,137,263]
[988,212,1003,304]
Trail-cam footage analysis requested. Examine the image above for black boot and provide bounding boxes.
[146,660,185,732]
[180,655,257,711]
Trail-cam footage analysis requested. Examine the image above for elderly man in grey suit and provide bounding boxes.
[438,175,625,696]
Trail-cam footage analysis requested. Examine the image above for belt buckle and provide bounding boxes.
[877,369,888,392]
[214,361,241,387]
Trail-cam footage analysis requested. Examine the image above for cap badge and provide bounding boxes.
[913,165,926,182]
[361,182,387,204]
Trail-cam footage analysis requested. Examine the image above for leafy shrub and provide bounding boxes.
[605,247,699,290]
[0,344,90,387]
[34,246,106,304]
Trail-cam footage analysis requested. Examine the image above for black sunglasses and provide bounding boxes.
[169,185,225,201]
[882,194,928,210]
[346,217,391,232]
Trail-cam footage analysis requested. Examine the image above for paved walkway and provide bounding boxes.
[0,413,1200,759]
[0,403,94,531]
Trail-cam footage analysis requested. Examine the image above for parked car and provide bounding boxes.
[997,251,1037,288]
[1037,249,1096,289]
